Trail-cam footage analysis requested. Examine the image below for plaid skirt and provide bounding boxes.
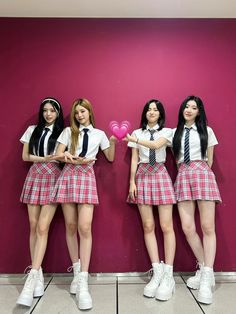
[175,161,222,202]
[51,163,99,204]
[20,162,61,205]
[127,163,176,205]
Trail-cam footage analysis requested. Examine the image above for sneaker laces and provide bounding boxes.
[200,270,212,288]
[23,271,38,292]
[160,272,172,288]
[67,266,73,273]
[78,276,89,292]
[23,265,32,280]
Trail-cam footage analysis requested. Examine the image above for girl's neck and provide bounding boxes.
[185,121,195,127]
[147,122,157,129]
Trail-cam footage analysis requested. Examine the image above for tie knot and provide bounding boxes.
[83,128,89,134]
[148,129,155,135]
[185,127,192,132]
[44,127,50,133]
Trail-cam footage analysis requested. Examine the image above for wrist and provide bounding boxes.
[136,138,139,144]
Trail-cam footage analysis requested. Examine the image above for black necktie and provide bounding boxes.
[184,127,192,164]
[79,128,89,157]
[148,129,156,166]
[38,128,50,157]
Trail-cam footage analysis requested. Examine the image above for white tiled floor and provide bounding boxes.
[1,273,236,314]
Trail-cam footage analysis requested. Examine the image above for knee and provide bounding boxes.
[36,223,50,237]
[65,221,78,236]
[29,219,38,234]
[78,223,92,238]
[160,222,173,234]
[201,222,215,236]
[181,223,196,238]
[142,221,155,234]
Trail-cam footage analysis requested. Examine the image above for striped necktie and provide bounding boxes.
[184,127,192,164]
[38,128,50,157]
[148,129,156,166]
[79,128,89,157]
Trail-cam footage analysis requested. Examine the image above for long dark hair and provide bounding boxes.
[140,99,165,130]
[29,97,64,155]
[173,95,208,160]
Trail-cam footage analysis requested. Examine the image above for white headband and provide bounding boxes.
[43,98,61,115]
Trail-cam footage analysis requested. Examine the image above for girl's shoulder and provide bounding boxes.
[159,127,173,136]
[92,127,106,136]
[207,125,214,132]
[26,125,37,132]
[23,125,37,136]
[131,128,142,134]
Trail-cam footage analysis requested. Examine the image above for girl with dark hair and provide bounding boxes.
[17,97,64,307]
[125,99,176,301]
[51,98,116,310]
[172,95,221,305]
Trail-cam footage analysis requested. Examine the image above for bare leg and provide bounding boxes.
[178,201,204,264]
[77,204,94,272]
[32,204,57,269]
[158,204,176,265]
[138,204,159,263]
[62,203,79,263]
[27,205,41,262]
[198,200,216,268]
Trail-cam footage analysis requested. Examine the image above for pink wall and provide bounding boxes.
[0,18,235,273]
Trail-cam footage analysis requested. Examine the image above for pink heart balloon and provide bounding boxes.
[109,120,131,140]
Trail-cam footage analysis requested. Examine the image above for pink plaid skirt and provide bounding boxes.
[51,163,99,204]
[20,162,61,205]
[175,161,222,202]
[127,163,176,205]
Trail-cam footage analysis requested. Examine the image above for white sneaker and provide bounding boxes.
[16,269,38,307]
[34,267,44,297]
[68,260,81,294]
[143,262,164,298]
[197,267,215,304]
[187,263,203,289]
[156,265,175,301]
[76,272,93,310]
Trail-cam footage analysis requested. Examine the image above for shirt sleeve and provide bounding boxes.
[57,127,71,146]
[20,125,36,144]
[127,130,138,148]
[207,126,218,147]
[100,131,110,150]
[159,128,173,146]
[168,128,176,147]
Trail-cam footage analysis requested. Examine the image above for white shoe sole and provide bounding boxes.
[78,300,93,310]
[197,294,213,304]
[34,286,44,297]
[156,286,175,301]
[16,296,33,307]
[143,291,155,298]
[70,287,77,295]
[187,282,200,290]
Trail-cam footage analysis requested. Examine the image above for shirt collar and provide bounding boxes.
[45,124,54,132]
[146,124,159,132]
[79,124,93,132]
[184,123,197,130]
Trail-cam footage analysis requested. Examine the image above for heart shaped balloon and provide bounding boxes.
[109,120,131,140]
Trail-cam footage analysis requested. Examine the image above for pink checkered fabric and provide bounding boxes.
[127,163,176,205]
[20,162,61,205]
[175,161,222,202]
[51,163,99,204]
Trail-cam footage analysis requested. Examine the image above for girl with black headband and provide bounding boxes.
[17,97,64,307]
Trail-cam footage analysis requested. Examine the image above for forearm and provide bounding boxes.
[128,135,167,150]
[23,154,47,163]
[107,141,116,162]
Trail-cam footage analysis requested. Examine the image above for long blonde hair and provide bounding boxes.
[70,99,95,155]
